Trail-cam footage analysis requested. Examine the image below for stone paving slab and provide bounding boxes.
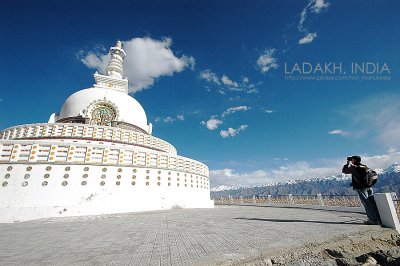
[0,205,378,265]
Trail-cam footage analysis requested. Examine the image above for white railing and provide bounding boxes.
[214,194,361,207]
[0,140,209,177]
[0,123,177,154]
[214,194,400,221]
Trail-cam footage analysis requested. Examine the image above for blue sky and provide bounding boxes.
[1,0,399,188]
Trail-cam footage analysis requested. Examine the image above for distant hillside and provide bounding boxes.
[211,163,400,199]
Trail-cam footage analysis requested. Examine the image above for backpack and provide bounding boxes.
[357,164,378,187]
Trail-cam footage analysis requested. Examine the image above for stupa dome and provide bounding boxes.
[59,87,149,133]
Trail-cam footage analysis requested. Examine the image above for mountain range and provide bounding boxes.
[211,163,400,199]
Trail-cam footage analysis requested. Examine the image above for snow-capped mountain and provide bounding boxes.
[211,184,249,192]
[210,163,400,198]
[382,163,400,174]
[211,173,351,192]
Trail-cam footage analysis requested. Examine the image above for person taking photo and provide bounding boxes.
[342,155,381,225]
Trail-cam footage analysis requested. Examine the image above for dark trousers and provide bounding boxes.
[356,188,381,222]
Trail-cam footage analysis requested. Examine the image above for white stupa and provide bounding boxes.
[0,41,213,223]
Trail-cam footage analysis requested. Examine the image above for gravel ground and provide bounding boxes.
[221,227,400,266]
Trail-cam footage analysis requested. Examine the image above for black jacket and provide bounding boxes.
[342,163,369,189]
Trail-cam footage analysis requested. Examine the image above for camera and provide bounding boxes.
[347,155,361,163]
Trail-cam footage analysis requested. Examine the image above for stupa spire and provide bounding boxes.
[93,40,129,93]
[105,40,126,79]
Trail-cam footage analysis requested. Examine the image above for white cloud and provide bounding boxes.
[298,0,330,32]
[80,53,109,74]
[0,98,3,103]
[219,129,234,138]
[163,117,175,123]
[298,32,317,45]
[262,108,275,114]
[220,125,248,138]
[221,75,239,87]
[247,88,258,94]
[199,69,258,94]
[328,129,348,136]
[80,37,195,93]
[201,118,223,130]
[210,169,270,187]
[202,106,250,135]
[210,162,337,188]
[298,6,309,32]
[154,114,185,123]
[210,152,400,188]
[221,106,250,117]
[361,152,400,170]
[199,69,220,85]
[273,157,289,161]
[269,161,338,181]
[312,0,330,13]
[256,49,278,73]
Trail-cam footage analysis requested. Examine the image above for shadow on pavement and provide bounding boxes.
[229,204,365,214]
[234,217,364,225]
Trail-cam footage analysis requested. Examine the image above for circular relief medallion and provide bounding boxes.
[90,103,117,126]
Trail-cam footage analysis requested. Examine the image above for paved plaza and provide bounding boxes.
[0,205,379,265]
